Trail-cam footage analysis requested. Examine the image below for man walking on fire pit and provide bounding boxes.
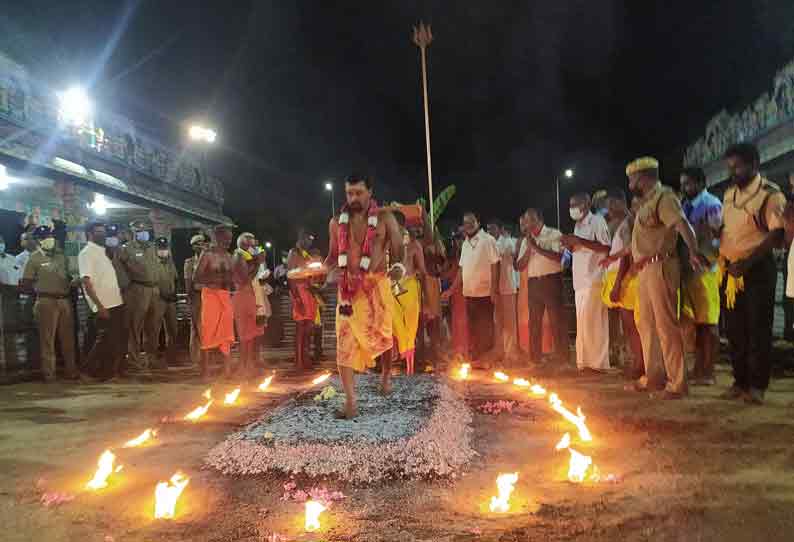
[324,174,405,419]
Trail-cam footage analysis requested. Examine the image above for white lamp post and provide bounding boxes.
[324,181,335,215]
[556,168,575,229]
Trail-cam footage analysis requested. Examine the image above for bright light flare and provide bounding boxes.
[189,125,216,143]
[86,450,121,490]
[564,168,574,179]
[493,371,509,382]
[555,432,571,451]
[258,375,274,392]
[456,363,471,380]
[548,393,592,442]
[567,449,593,483]
[154,471,189,519]
[305,500,326,532]
[122,428,157,448]
[489,472,518,513]
[312,373,331,385]
[513,378,530,387]
[57,86,92,126]
[223,388,241,405]
[202,388,212,400]
[184,400,213,422]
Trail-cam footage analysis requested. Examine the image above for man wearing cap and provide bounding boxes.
[184,233,208,368]
[627,157,707,399]
[20,226,78,381]
[193,224,236,378]
[153,237,179,369]
[719,143,786,405]
[287,228,322,371]
[117,220,159,371]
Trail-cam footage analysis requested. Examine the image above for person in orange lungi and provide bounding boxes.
[193,224,236,379]
[232,232,267,378]
[287,229,321,371]
[324,175,405,419]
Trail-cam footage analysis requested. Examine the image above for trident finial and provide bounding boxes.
[412,21,433,48]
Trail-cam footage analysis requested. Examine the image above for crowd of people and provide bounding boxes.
[2,141,791,410]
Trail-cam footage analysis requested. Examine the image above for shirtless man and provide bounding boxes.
[391,214,428,374]
[193,224,236,379]
[287,229,320,371]
[324,175,404,419]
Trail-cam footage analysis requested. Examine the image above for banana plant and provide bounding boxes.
[417,184,456,232]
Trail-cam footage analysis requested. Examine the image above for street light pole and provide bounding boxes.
[325,181,335,216]
[413,22,435,230]
[556,168,574,229]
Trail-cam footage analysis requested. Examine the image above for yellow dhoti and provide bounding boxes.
[336,274,393,372]
[681,266,720,325]
[600,269,639,311]
[391,276,421,357]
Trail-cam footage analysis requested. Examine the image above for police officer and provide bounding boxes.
[20,225,78,381]
[117,220,159,371]
[184,233,207,367]
[153,236,178,369]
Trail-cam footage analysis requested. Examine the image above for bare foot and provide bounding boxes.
[335,402,358,420]
[381,378,393,396]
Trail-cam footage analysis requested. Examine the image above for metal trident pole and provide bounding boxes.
[413,22,435,230]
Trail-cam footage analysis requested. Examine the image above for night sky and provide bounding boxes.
[3,1,794,249]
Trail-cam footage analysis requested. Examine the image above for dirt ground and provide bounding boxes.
[2,359,794,542]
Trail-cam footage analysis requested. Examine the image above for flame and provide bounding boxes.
[529,384,547,397]
[223,388,241,405]
[202,388,212,400]
[258,375,274,392]
[512,378,530,387]
[86,450,121,490]
[184,400,213,421]
[489,472,518,513]
[312,372,331,385]
[493,371,509,382]
[555,432,571,450]
[548,393,592,441]
[305,500,326,532]
[456,363,471,380]
[567,449,593,483]
[154,471,189,519]
[123,428,157,448]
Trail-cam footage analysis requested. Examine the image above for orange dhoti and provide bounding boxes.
[201,288,235,355]
[233,285,264,343]
[291,282,319,322]
[336,274,393,372]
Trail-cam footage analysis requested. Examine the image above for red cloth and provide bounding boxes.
[201,288,235,354]
[233,284,265,342]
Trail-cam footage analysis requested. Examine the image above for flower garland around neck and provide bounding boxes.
[337,199,379,314]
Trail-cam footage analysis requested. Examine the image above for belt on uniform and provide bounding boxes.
[637,251,675,271]
[37,293,70,299]
[132,280,157,287]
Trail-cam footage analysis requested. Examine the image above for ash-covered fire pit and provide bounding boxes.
[206,375,475,483]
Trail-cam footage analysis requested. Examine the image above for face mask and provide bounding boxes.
[41,238,56,251]
[569,207,584,221]
[157,249,169,258]
[135,231,150,242]
[105,236,119,248]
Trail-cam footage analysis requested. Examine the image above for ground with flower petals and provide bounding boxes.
[207,375,477,482]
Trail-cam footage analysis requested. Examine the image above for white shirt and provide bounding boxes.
[495,235,518,295]
[459,228,500,298]
[0,254,20,286]
[572,212,611,291]
[15,250,31,279]
[787,238,794,298]
[78,241,123,312]
[518,225,563,278]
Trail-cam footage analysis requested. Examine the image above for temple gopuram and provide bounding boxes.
[684,57,794,188]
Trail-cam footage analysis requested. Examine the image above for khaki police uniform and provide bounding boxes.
[184,255,202,366]
[22,249,76,380]
[720,175,786,393]
[117,239,159,368]
[631,181,688,394]
[153,256,179,367]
